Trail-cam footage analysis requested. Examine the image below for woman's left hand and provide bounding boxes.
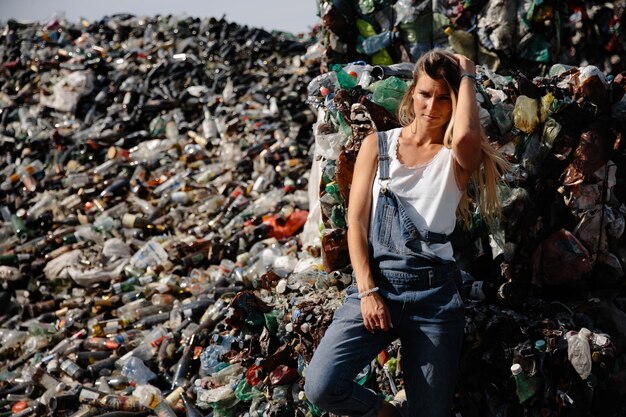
[361,292,392,332]
[455,54,476,76]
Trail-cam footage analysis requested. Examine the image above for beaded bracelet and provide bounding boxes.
[358,287,380,299]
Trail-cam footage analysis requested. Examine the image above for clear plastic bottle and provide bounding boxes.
[199,344,227,377]
[115,326,167,368]
[566,328,592,380]
[121,356,157,385]
[26,191,54,218]
[362,31,397,55]
[167,300,182,330]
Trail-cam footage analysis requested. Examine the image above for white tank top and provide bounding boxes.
[370,128,463,261]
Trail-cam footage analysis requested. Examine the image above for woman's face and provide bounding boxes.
[412,72,453,130]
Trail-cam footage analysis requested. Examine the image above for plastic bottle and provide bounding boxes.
[535,339,552,397]
[111,275,154,295]
[444,27,477,62]
[16,160,45,192]
[127,194,157,217]
[510,363,540,403]
[355,19,393,65]
[99,177,130,200]
[199,344,226,377]
[115,326,167,368]
[26,191,54,218]
[167,300,182,330]
[307,72,339,102]
[534,339,546,367]
[566,328,592,380]
[133,384,162,408]
[362,31,397,55]
[121,356,156,385]
[132,385,184,417]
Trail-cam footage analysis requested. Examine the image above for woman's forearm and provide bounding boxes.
[348,223,375,292]
[346,133,379,292]
[452,55,483,172]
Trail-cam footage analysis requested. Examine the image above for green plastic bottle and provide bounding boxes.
[331,64,358,89]
[510,363,541,403]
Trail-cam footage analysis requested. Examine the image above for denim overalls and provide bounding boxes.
[305,132,466,417]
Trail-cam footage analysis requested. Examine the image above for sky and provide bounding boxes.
[0,0,320,34]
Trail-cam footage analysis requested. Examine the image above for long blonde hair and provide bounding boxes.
[397,49,510,229]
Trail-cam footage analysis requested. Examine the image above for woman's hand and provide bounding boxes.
[455,54,476,76]
[361,292,392,332]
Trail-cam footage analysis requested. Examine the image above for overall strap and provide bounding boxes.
[377,131,390,182]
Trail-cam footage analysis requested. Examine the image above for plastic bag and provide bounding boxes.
[370,76,409,115]
[314,122,347,160]
[234,379,265,402]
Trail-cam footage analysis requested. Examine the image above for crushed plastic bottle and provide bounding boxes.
[566,328,593,380]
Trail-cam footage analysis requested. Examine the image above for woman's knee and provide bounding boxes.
[304,369,347,409]
[303,371,331,407]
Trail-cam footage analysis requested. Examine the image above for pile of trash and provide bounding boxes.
[0,13,342,417]
[306,49,626,416]
[315,0,625,76]
[1,7,626,417]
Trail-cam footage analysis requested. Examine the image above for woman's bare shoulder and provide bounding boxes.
[359,132,379,158]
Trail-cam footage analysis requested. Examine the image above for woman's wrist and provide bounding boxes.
[358,287,380,299]
[460,72,477,82]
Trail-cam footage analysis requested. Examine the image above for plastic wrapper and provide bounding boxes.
[39,70,95,113]
[512,95,540,134]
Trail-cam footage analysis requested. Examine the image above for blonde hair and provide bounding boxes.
[397,49,510,229]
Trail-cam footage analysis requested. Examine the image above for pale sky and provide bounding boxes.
[0,0,320,34]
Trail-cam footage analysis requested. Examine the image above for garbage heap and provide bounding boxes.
[314,0,626,76]
[0,14,345,417]
[0,10,626,417]
[307,54,626,415]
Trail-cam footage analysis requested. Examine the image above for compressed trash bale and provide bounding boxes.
[304,47,626,416]
[316,0,626,77]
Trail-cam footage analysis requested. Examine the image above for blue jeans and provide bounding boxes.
[305,277,464,417]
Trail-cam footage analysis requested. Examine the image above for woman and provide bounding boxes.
[304,50,508,417]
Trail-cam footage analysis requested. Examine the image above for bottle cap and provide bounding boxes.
[122,213,137,229]
[534,340,546,352]
[510,363,522,375]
